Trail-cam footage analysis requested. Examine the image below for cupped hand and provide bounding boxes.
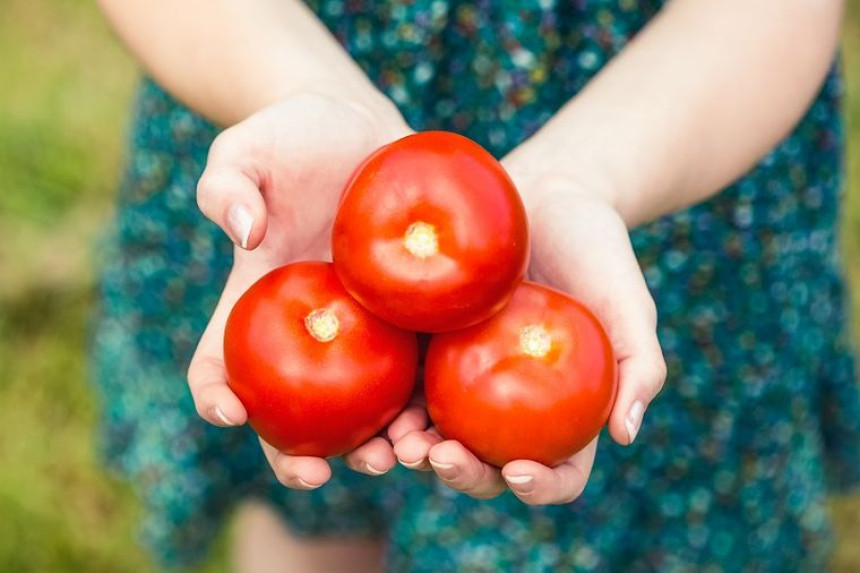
[391,174,666,504]
[187,93,412,488]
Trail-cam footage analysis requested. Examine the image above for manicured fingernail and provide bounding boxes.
[626,400,645,444]
[213,406,236,426]
[296,478,322,490]
[227,203,253,249]
[429,459,457,480]
[399,459,425,470]
[506,474,534,494]
[364,463,387,476]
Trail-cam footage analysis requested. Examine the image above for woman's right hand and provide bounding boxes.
[187,92,414,489]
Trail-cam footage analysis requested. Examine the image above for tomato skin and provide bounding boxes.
[424,281,617,468]
[224,262,418,457]
[331,131,529,333]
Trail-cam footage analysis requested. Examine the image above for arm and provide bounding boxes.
[99,0,412,488]
[506,0,844,225]
[97,0,396,125]
[397,0,844,504]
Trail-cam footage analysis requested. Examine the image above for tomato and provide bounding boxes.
[424,281,617,468]
[331,131,529,333]
[224,261,418,457]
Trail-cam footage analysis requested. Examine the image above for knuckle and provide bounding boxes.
[185,355,201,385]
[207,129,236,162]
[562,483,587,504]
[195,171,228,215]
[342,454,361,473]
[188,384,212,420]
[271,459,294,488]
[193,402,210,422]
[647,355,668,397]
[273,470,292,488]
[642,295,658,326]
[654,357,668,386]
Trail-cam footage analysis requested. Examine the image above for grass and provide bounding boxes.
[0,1,859,571]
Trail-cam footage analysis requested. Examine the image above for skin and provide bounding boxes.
[98,0,845,567]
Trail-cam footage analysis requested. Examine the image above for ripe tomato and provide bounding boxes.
[224,261,418,457]
[331,131,529,333]
[424,281,617,468]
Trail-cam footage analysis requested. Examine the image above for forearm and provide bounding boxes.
[505,0,843,227]
[97,0,396,126]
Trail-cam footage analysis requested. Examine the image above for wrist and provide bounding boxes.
[339,91,411,141]
[288,78,409,136]
[501,142,624,224]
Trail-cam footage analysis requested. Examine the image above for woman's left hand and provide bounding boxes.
[388,172,666,504]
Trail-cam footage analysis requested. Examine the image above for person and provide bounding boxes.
[92,0,860,570]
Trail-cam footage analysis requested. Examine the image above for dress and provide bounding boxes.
[91,1,860,570]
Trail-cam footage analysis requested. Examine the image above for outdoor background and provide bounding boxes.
[1,1,859,571]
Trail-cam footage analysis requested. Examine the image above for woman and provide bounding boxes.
[93,0,859,570]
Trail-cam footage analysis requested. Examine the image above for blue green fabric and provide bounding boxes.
[91,1,860,570]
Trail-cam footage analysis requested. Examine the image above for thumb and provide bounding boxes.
[196,128,269,250]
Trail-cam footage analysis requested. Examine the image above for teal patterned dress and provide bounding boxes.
[91,1,860,570]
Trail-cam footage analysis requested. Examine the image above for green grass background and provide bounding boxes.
[1,1,859,570]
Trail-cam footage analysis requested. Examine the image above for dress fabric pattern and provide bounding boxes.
[91,0,860,569]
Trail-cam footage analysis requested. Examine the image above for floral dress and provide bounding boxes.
[91,1,860,570]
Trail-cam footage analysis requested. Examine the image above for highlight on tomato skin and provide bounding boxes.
[223,261,419,458]
[423,281,618,468]
[331,130,530,333]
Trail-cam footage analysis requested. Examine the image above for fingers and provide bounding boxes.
[259,439,332,489]
[344,401,429,476]
[608,343,667,445]
[343,436,398,476]
[187,262,273,427]
[502,438,598,505]
[186,352,247,427]
[604,295,667,446]
[187,287,247,426]
[187,286,248,427]
[392,428,443,471]
[426,441,508,500]
[197,128,269,250]
[387,404,429,443]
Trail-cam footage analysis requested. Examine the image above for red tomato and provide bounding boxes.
[424,281,617,468]
[331,131,529,333]
[224,261,418,457]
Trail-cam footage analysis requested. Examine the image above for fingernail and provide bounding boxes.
[506,474,534,494]
[429,459,457,480]
[296,478,322,490]
[626,400,645,444]
[227,204,253,249]
[364,463,387,476]
[213,406,236,426]
[399,459,425,470]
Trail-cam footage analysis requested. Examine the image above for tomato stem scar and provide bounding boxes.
[403,221,439,259]
[520,324,552,358]
[305,308,339,342]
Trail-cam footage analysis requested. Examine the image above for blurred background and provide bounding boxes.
[1,1,859,571]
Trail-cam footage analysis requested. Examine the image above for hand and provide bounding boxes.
[391,174,666,505]
[187,92,412,488]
